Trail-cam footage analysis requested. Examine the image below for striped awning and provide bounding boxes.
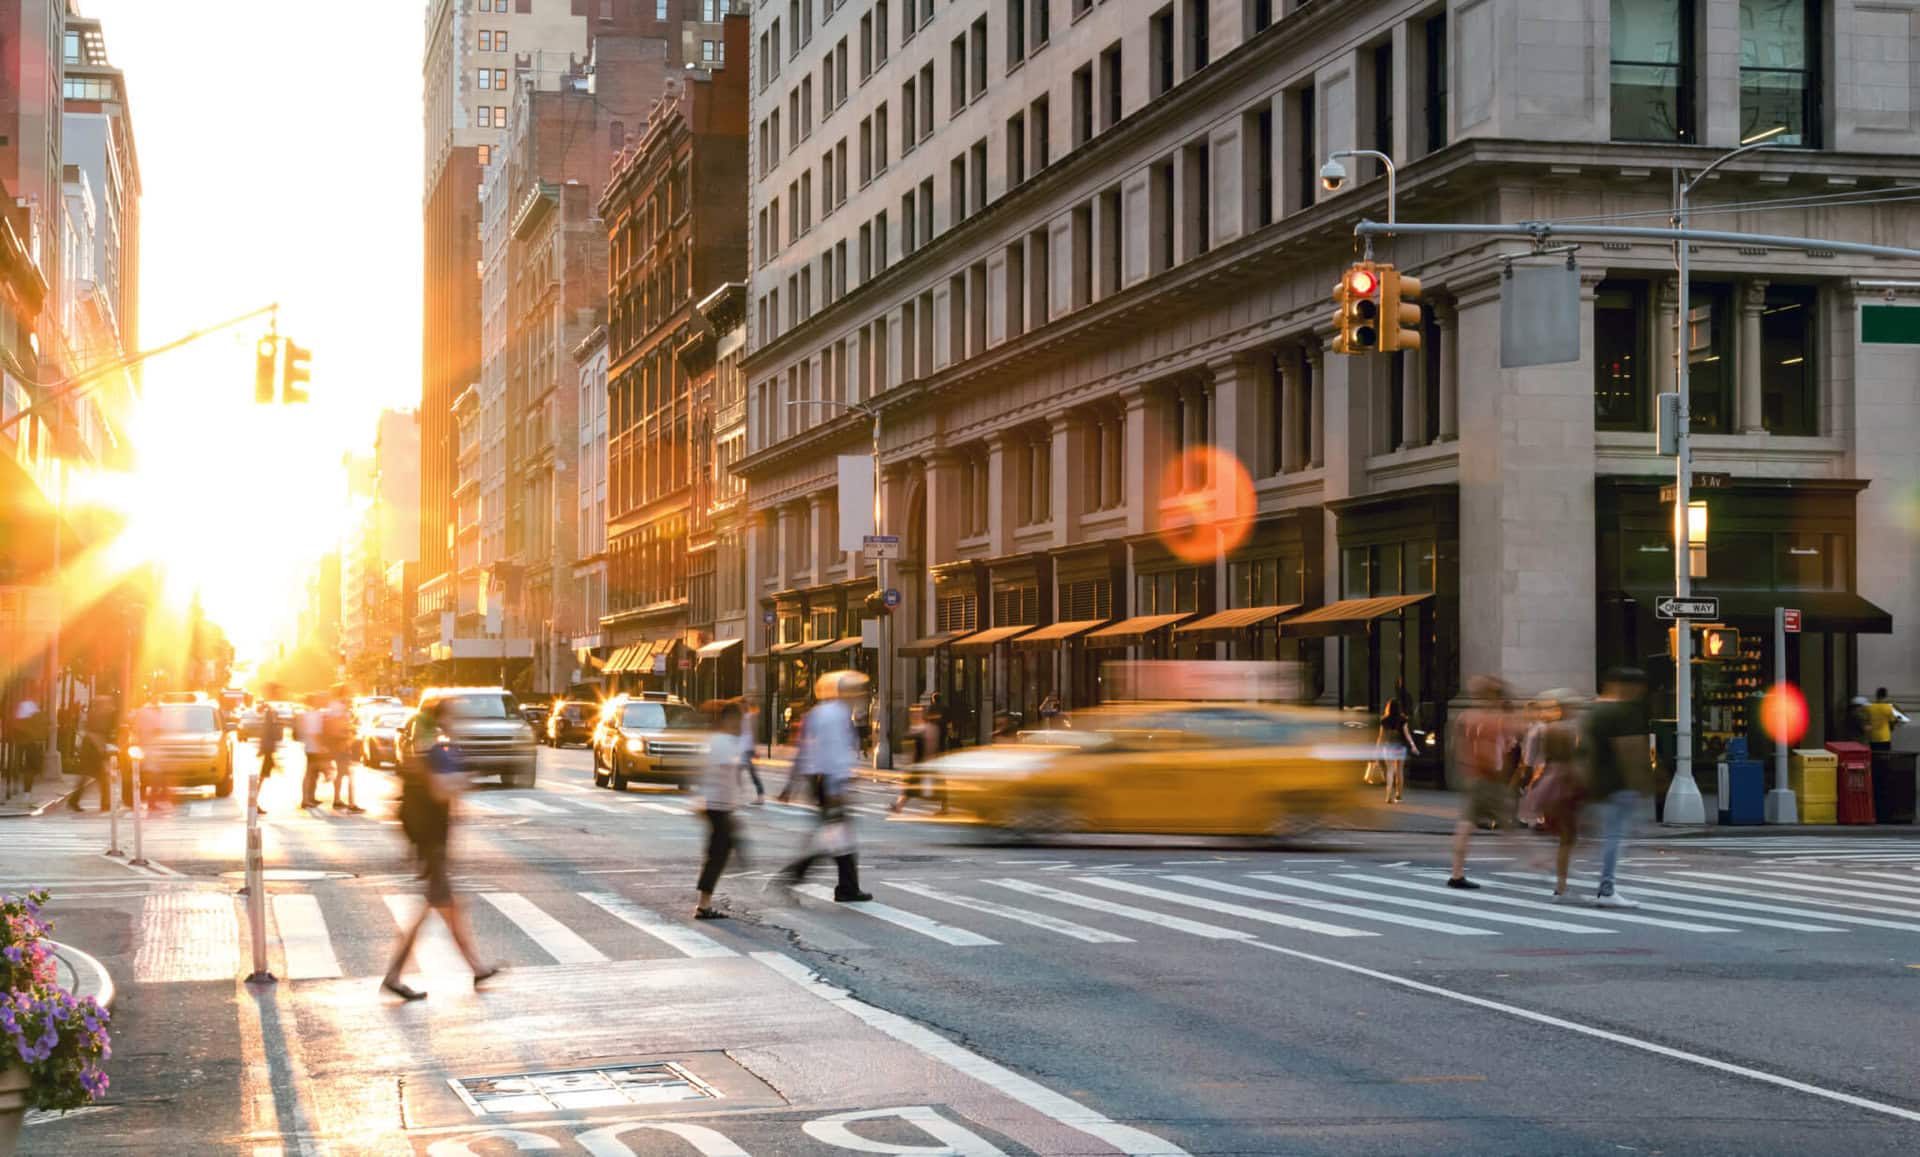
[1012,619,1109,649]
[697,637,744,659]
[1279,594,1431,638]
[813,636,872,655]
[1084,613,1194,648]
[1173,605,1301,641]
[951,624,1034,653]
[603,643,640,673]
[899,630,972,657]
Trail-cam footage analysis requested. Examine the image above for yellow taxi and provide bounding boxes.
[928,703,1373,839]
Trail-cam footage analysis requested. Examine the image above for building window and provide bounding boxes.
[1033,0,1051,46]
[1007,111,1027,187]
[1249,0,1274,35]
[1032,93,1051,170]
[951,35,968,115]
[479,106,494,128]
[477,144,493,165]
[478,68,492,90]
[1741,0,1819,146]
[1594,280,1650,431]
[1151,6,1175,98]
[1761,284,1817,435]
[703,40,716,61]
[1008,0,1027,66]
[1292,83,1316,211]
[1185,0,1209,74]
[971,16,989,97]
[1686,282,1735,433]
[1251,106,1274,228]
[493,68,507,89]
[480,29,493,51]
[1371,41,1393,160]
[495,106,506,126]
[1072,64,1093,147]
[1100,42,1123,131]
[1424,13,1448,152]
[1611,0,1695,142]
[658,0,669,19]
[497,30,509,52]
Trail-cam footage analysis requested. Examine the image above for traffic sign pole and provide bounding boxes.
[1764,605,1800,824]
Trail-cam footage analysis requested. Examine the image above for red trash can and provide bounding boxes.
[1826,741,1876,824]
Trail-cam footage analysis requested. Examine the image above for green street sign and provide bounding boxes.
[1861,304,1920,344]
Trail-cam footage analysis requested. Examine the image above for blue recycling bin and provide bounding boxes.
[1717,758,1765,826]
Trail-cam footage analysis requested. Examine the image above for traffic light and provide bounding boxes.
[1701,627,1739,661]
[1331,262,1380,354]
[254,338,277,404]
[281,340,311,404]
[1379,266,1423,353]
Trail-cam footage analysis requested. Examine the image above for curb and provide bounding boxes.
[49,940,116,1012]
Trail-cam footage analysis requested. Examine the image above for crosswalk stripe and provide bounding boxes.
[983,879,1252,940]
[1668,871,1920,916]
[564,797,627,814]
[884,882,1132,943]
[1075,877,1376,939]
[188,801,213,818]
[1761,870,1920,898]
[134,891,240,983]
[630,800,690,815]
[579,891,736,958]
[271,893,344,979]
[480,892,608,964]
[1163,876,1496,937]
[1559,874,1920,933]
[1477,873,1843,932]
[795,885,998,945]
[1254,874,1615,935]
[514,798,568,814]
[1842,870,1920,886]
[382,893,476,976]
[460,797,511,815]
[1339,873,1735,933]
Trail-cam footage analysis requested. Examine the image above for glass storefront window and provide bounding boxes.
[1622,530,1674,587]
[1611,0,1694,142]
[1404,540,1436,595]
[1686,283,1734,433]
[1761,284,1817,436]
[1341,547,1370,599]
[1704,530,1771,589]
[1594,281,1649,430]
[1777,532,1834,590]
[1740,0,1819,147]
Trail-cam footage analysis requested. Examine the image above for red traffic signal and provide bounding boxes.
[255,338,277,404]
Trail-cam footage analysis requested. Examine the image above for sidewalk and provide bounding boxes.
[0,772,75,818]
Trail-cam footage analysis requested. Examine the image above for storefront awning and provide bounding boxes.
[697,637,744,659]
[814,636,871,655]
[1173,604,1302,641]
[1280,594,1431,638]
[602,644,639,673]
[1689,590,1894,635]
[951,624,1033,653]
[1085,613,1194,648]
[899,629,972,657]
[1012,619,1110,649]
[769,639,826,656]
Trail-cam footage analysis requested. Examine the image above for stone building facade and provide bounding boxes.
[737,0,1920,755]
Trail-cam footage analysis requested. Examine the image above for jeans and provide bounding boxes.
[1598,789,1639,894]
[697,808,737,894]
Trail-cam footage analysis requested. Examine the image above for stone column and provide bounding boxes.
[1048,411,1085,547]
[1740,278,1769,434]
[1209,352,1267,487]
[986,432,1016,556]
[1307,338,1326,468]
[1277,349,1302,473]
[1434,299,1459,442]
[808,490,834,587]
[1122,385,1165,536]
[773,504,794,592]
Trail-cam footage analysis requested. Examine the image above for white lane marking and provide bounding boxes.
[578,891,735,958]
[629,800,691,815]
[1844,870,1920,886]
[188,801,213,818]
[509,798,567,814]
[755,952,1192,1155]
[989,879,1254,940]
[461,797,511,815]
[1262,874,1616,935]
[794,885,998,946]
[1241,937,1920,1127]
[1474,874,1843,932]
[1506,872,1920,934]
[885,882,1133,943]
[1668,871,1920,916]
[134,891,239,983]
[1075,877,1376,939]
[1760,870,1920,898]
[1335,873,1733,934]
[1163,876,1497,937]
[270,894,343,979]
[383,893,476,976]
[480,892,608,964]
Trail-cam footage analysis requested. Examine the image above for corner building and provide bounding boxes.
[738,0,1920,759]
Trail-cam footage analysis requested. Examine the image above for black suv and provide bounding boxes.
[545,699,598,747]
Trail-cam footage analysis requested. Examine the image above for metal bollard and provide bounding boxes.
[105,750,124,858]
[129,753,147,867]
[243,760,274,984]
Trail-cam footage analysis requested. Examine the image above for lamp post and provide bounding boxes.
[1666,126,1787,826]
[787,398,892,771]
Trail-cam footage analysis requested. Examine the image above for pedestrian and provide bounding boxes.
[1038,690,1063,730]
[777,672,873,903]
[1445,675,1517,890]
[298,696,328,810]
[891,699,949,814]
[737,699,767,803]
[64,697,115,813]
[1519,692,1587,899]
[11,690,44,795]
[254,687,283,817]
[323,685,362,813]
[694,700,750,919]
[1583,667,1652,909]
[774,696,812,803]
[382,698,498,1001]
[1378,694,1416,804]
[59,698,81,762]
[130,694,169,809]
[1864,687,1908,754]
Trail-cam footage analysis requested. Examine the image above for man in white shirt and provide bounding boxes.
[776,672,873,903]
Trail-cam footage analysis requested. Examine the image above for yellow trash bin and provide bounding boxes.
[1789,749,1838,824]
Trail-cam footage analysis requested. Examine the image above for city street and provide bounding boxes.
[8,739,1920,1155]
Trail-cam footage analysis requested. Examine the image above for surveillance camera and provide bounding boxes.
[1319,159,1348,192]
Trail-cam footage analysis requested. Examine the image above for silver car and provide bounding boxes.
[135,703,234,797]
[401,687,537,787]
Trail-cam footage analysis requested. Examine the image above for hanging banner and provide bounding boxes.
[837,455,875,552]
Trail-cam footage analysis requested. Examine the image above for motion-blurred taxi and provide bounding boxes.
[928,703,1372,838]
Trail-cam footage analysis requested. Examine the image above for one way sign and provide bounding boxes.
[1656,596,1719,620]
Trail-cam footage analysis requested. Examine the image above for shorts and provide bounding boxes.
[1460,778,1511,827]
[418,843,454,906]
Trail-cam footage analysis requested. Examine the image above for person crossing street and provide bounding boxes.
[777,672,872,903]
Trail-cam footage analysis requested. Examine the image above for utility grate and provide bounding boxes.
[449,1062,717,1116]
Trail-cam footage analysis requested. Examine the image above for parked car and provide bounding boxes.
[398,687,537,787]
[519,700,552,737]
[358,708,413,769]
[545,699,598,747]
[590,694,708,791]
[133,702,235,798]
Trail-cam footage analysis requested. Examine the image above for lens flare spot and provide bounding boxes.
[1155,446,1255,564]
[1761,682,1808,746]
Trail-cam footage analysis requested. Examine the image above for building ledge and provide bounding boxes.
[1596,430,1847,475]
[1365,441,1461,490]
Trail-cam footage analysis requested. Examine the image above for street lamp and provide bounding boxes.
[785,398,894,771]
[1665,125,1787,826]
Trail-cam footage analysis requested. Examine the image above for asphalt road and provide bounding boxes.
[7,737,1920,1155]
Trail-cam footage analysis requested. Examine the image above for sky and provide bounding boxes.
[79,1,424,662]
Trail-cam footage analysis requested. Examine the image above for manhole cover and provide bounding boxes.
[217,869,355,881]
[450,1063,716,1116]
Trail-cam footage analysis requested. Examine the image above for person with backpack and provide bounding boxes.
[383,698,497,1001]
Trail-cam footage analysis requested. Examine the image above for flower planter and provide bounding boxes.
[0,1059,28,1157]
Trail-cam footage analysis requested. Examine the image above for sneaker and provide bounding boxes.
[1445,876,1481,891]
[833,890,874,903]
[1593,889,1639,909]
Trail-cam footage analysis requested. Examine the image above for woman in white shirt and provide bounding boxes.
[695,700,747,919]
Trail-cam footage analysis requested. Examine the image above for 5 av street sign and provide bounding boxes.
[1656,596,1720,620]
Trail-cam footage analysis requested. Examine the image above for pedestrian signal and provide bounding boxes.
[1700,627,1739,660]
[1332,263,1380,354]
[282,340,311,404]
[255,338,278,404]
[1380,267,1423,353]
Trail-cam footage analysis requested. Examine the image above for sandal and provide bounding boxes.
[472,965,502,987]
[693,907,728,920]
[381,979,427,1002]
